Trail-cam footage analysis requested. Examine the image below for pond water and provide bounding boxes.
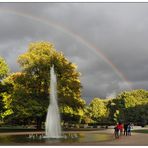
[0,132,113,145]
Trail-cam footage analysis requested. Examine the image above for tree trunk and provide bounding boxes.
[36,117,42,130]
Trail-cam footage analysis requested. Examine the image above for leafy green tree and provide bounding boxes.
[88,98,108,124]
[81,106,93,124]
[0,57,9,80]
[0,57,9,122]
[3,72,42,125]
[107,89,148,125]
[3,42,85,129]
[60,101,85,126]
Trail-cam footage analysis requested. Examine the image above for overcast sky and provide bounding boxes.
[0,3,148,103]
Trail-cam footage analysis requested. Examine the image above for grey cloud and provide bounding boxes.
[0,3,148,102]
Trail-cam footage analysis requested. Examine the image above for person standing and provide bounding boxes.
[114,124,119,138]
[117,122,123,136]
[127,123,132,136]
[124,123,128,136]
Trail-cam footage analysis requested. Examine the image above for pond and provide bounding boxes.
[0,132,113,145]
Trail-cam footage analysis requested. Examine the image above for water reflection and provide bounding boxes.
[0,133,112,145]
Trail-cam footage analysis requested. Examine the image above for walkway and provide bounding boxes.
[0,127,148,145]
[93,128,148,146]
[56,128,148,146]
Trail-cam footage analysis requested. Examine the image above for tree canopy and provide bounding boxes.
[86,89,148,126]
[0,57,9,121]
[88,98,108,123]
[1,42,148,128]
[0,57,9,80]
[3,41,85,128]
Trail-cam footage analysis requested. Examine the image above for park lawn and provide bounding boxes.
[133,129,148,134]
[63,127,105,131]
[0,128,40,133]
[0,127,94,133]
[0,126,105,133]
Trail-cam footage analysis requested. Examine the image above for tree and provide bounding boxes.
[88,98,108,124]
[0,57,9,122]
[4,41,85,129]
[60,101,85,126]
[3,72,41,125]
[110,89,148,124]
[81,106,93,124]
[0,57,9,80]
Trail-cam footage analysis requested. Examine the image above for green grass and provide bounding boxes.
[0,126,43,132]
[133,129,148,134]
[0,126,105,133]
[63,128,105,131]
[0,128,41,133]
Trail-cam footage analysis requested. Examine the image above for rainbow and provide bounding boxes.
[0,7,132,89]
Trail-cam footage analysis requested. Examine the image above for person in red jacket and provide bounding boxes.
[117,121,123,136]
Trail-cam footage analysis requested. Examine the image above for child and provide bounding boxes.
[127,124,131,136]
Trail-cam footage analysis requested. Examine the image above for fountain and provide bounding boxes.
[44,65,62,138]
[0,66,113,145]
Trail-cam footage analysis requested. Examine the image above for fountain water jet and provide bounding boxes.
[45,65,62,138]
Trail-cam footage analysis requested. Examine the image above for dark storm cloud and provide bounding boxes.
[0,3,148,102]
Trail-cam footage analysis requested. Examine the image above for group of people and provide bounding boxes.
[114,122,132,138]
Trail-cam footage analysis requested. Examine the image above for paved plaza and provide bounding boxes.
[0,127,148,146]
